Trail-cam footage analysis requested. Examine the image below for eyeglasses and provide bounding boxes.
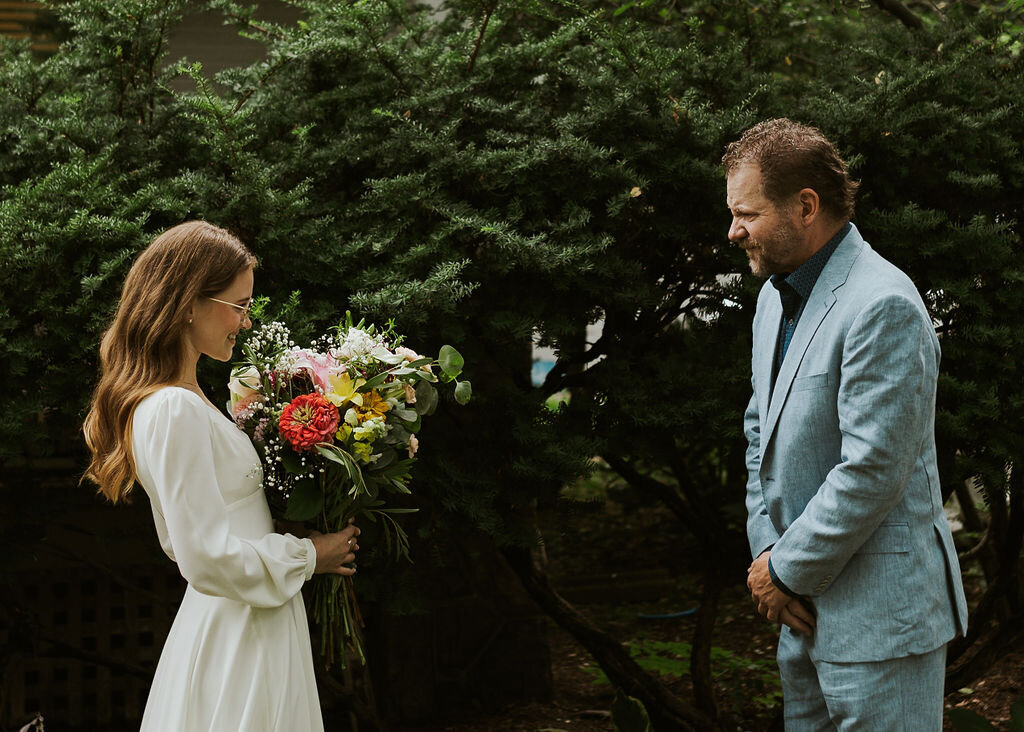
[206,296,253,319]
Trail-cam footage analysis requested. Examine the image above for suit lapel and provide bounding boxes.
[755,293,780,425]
[761,226,866,448]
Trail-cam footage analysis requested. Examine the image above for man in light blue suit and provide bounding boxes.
[725,119,968,730]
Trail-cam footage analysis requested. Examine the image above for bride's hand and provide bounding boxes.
[309,522,360,576]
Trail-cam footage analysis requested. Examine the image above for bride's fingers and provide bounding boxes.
[311,531,360,574]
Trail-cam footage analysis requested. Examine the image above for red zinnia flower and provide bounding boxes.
[278,393,340,452]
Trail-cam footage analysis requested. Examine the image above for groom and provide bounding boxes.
[727,118,967,729]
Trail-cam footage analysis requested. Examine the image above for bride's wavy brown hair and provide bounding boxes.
[82,221,256,503]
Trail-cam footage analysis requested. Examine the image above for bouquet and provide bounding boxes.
[228,313,470,666]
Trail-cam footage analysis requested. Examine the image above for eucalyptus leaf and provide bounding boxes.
[439,344,464,378]
[414,381,438,415]
[454,380,472,405]
[388,424,411,444]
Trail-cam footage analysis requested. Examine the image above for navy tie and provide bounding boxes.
[776,282,801,366]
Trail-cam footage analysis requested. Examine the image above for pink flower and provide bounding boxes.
[290,349,339,392]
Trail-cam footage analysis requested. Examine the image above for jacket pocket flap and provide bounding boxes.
[857,522,910,554]
[792,373,828,392]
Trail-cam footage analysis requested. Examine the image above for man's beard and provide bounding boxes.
[745,219,801,278]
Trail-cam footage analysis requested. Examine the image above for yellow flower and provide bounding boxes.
[325,372,365,408]
[352,441,374,464]
[335,423,353,442]
[356,390,390,422]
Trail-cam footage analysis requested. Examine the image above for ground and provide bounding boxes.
[945,644,1024,731]
[403,496,1024,732]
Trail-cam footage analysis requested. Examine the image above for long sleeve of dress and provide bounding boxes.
[133,388,316,608]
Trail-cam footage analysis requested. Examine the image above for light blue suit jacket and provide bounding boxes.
[745,223,968,663]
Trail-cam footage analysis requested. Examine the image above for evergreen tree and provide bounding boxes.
[1,0,1022,727]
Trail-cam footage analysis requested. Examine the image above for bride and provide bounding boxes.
[82,221,359,730]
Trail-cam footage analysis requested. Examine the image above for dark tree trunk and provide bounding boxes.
[947,469,1024,688]
[690,562,723,725]
[871,0,924,29]
[502,545,714,732]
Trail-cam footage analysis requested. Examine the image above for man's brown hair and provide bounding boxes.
[722,118,859,221]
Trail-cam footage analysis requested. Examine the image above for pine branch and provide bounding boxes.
[467,0,498,76]
[146,0,171,126]
[213,1,287,41]
[356,13,411,96]
[957,524,990,563]
[603,454,701,538]
[231,55,291,116]
[872,0,925,29]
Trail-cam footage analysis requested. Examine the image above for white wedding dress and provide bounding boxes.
[132,386,324,731]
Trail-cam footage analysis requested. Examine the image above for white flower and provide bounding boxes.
[334,328,378,360]
[395,346,422,362]
[371,343,404,364]
[228,365,265,416]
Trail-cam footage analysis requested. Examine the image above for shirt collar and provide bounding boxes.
[770,222,851,301]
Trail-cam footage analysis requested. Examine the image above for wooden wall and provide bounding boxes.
[0,1,57,53]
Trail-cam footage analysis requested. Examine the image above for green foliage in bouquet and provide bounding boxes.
[227,310,470,665]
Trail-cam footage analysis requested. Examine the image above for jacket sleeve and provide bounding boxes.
[135,390,317,607]
[745,383,780,558]
[770,293,937,596]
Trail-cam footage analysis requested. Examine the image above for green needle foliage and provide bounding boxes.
[1,0,1023,722]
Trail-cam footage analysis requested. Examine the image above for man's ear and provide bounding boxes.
[797,187,820,226]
